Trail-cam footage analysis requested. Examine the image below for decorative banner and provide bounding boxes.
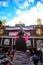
[9,31,30,36]
[9,32,18,36]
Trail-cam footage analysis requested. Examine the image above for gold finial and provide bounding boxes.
[19,21,22,24]
[2,20,6,26]
[2,22,6,26]
[37,18,41,25]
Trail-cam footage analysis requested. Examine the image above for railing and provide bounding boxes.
[0,36,43,47]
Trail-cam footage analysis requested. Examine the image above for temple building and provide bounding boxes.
[0,19,43,52]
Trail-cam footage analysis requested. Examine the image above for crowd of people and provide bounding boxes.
[0,26,43,65]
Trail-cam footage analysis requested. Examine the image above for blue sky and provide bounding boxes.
[0,0,43,26]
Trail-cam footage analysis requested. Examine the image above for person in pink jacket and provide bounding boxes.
[14,26,29,43]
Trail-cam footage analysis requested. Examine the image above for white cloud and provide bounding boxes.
[6,1,43,26]
[18,1,30,9]
[2,16,7,19]
[13,0,34,3]
[16,10,22,15]
[2,1,8,7]
[0,1,9,7]
[0,1,1,5]
[0,16,7,21]
[24,1,30,7]
[13,0,31,9]
[27,0,34,3]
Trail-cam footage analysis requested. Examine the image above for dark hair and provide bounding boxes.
[18,31,24,36]
[15,37,26,52]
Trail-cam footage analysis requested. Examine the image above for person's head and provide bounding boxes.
[15,37,26,52]
[37,48,40,51]
[26,50,30,53]
[18,30,24,37]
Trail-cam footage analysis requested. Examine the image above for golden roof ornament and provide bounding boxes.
[2,19,6,26]
[19,21,22,24]
[37,18,41,25]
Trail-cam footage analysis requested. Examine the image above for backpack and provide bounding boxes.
[33,55,39,60]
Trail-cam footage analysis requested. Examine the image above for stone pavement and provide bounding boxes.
[0,61,43,65]
[29,61,43,65]
[0,56,43,65]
